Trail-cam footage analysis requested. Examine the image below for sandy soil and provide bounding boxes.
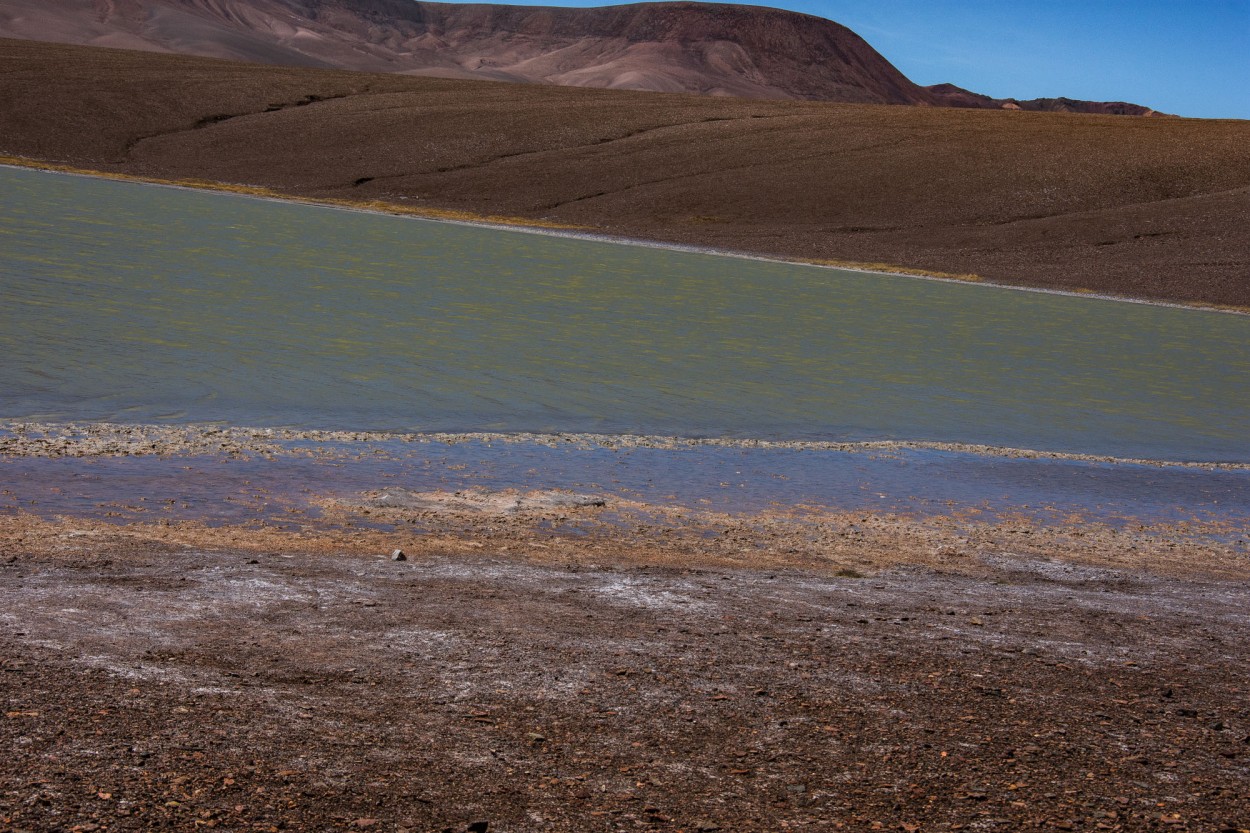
[2,39,1248,308]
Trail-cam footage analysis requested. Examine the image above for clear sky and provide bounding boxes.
[508,0,1250,119]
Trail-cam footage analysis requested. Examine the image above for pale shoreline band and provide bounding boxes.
[4,421,1249,470]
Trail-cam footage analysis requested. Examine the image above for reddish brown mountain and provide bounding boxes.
[0,0,1161,112]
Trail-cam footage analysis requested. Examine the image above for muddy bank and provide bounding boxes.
[4,419,1249,829]
[4,420,1249,581]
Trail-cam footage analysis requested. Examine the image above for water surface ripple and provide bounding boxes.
[2,166,1248,461]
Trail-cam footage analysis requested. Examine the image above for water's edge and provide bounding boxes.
[4,421,1250,470]
[4,160,1246,316]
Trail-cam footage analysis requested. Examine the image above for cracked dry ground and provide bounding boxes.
[2,536,1248,833]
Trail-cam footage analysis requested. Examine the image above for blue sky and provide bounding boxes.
[514,0,1250,119]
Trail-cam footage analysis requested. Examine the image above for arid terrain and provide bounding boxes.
[3,8,1250,829]
[2,38,1248,307]
[3,488,1250,832]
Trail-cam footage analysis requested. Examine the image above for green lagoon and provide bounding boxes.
[1,165,1247,461]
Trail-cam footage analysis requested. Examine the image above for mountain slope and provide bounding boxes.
[0,0,1160,112]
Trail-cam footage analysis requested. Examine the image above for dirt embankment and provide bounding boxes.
[2,38,1248,308]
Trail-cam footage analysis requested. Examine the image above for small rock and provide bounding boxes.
[391,549,406,561]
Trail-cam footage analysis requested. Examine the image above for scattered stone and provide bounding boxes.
[391,549,406,561]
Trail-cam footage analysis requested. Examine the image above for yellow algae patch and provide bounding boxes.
[0,156,286,198]
[316,196,586,230]
[795,255,984,283]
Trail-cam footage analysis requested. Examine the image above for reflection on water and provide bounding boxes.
[2,166,1248,461]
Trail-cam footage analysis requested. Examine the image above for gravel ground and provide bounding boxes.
[2,502,1249,832]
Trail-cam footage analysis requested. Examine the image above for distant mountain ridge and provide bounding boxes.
[923,83,1162,117]
[0,0,1163,113]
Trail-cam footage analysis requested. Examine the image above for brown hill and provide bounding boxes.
[0,0,1160,112]
[1,39,1245,307]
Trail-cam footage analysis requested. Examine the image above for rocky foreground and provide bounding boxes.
[2,502,1249,832]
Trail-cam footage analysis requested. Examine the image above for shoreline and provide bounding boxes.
[5,473,1250,582]
[5,419,1250,469]
[5,158,1248,317]
[6,418,1250,584]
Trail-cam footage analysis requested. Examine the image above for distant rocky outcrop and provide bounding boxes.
[0,0,1163,113]
[925,83,1160,116]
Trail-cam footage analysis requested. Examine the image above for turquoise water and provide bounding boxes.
[2,165,1248,461]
